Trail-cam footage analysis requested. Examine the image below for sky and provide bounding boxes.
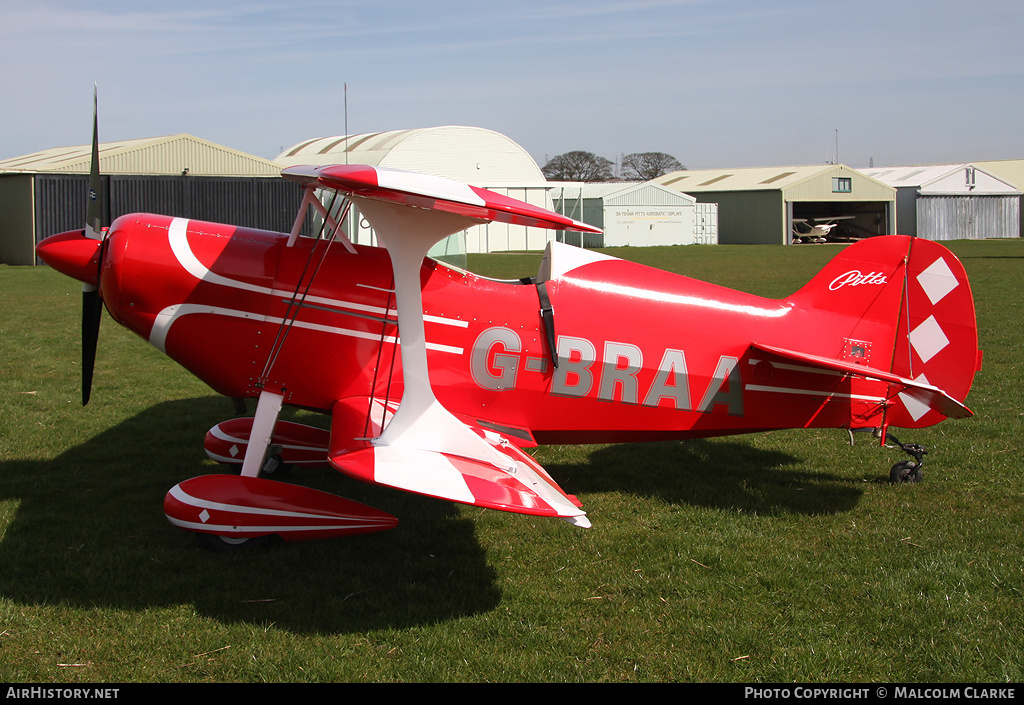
[1,0,1021,171]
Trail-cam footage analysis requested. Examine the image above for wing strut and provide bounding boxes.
[282,165,600,524]
[353,195,512,467]
[287,183,358,253]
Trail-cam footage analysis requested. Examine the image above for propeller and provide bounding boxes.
[81,84,105,406]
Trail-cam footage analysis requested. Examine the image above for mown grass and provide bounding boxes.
[0,238,1021,682]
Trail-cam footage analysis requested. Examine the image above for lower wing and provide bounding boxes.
[327,396,589,527]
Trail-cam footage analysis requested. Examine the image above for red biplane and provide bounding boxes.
[35,112,981,549]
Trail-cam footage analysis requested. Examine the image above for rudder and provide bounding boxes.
[888,237,981,427]
[785,236,980,429]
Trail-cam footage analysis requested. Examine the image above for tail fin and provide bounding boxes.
[784,235,981,429]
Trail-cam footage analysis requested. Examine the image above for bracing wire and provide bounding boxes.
[257,192,353,389]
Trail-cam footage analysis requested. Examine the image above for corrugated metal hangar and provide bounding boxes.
[863,163,1021,240]
[976,159,1024,237]
[0,134,301,265]
[276,126,554,255]
[549,182,718,248]
[4,123,1021,266]
[654,164,896,245]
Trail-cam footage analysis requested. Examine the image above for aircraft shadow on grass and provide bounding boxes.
[563,439,866,517]
[0,396,862,635]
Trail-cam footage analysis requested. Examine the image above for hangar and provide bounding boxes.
[548,181,718,248]
[654,164,896,245]
[976,159,1024,238]
[862,163,1020,240]
[0,134,300,266]
[276,126,554,255]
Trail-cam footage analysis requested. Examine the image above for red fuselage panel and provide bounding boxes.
[99,214,902,442]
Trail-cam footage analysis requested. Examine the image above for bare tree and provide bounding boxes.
[542,151,614,182]
[621,152,684,181]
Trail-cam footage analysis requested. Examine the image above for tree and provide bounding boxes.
[621,152,684,181]
[542,151,614,182]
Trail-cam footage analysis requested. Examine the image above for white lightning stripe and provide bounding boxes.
[375,167,487,206]
[570,277,791,318]
[208,424,328,454]
[205,452,243,464]
[166,518,391,533]
[149,303,463,355]
[167,217,467,328]
[746,384,887,403]
[373,446,476,505]
[205,451,324,465]
[168,484,355,521]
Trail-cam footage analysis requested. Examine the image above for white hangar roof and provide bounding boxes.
[657,164,835,192]
[549,181,696,205]
[276,126,545,186]
[861,164,1021,195]
[655,163,894,200]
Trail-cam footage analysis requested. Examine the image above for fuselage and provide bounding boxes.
[86,213,902,444]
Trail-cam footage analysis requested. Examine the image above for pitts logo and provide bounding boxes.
[829,270,888,291]
[470,327,744,416]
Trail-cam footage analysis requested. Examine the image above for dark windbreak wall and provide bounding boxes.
[34,174,311,262]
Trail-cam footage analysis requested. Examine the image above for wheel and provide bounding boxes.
[261,453,291,478]
[889,460,923,484]
[195,533,278,552]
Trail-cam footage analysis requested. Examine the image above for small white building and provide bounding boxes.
[549,181,717,248]
[277,126,555,255]
[862,164,1020,240]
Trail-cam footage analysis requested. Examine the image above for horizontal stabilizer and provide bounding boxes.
[751,343,972,420]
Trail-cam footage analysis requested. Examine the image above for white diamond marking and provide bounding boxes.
[917,257,958,306]
[909,315,950,363]
[229,444,240,458]
[199,509,210,523]
[899,374,932,422]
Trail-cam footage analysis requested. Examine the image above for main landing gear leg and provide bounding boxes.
[240,390,284,479]
[885,432,927,484]
[194,390,285,552]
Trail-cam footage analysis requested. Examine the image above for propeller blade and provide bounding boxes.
[82,287,102,405]
[86,84,102,241]
[82,84,105,406]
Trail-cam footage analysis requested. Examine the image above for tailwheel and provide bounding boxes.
[889,459,923,484]
[886,432,927,484]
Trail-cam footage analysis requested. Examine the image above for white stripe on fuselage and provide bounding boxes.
[166,217,466,327]
[149,303,462,355]
[151,218,465,352]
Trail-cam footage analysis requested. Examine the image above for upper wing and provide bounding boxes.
[282,164,602,234]
[281,165,594,526]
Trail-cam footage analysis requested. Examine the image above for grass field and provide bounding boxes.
[1,238,1022,683]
